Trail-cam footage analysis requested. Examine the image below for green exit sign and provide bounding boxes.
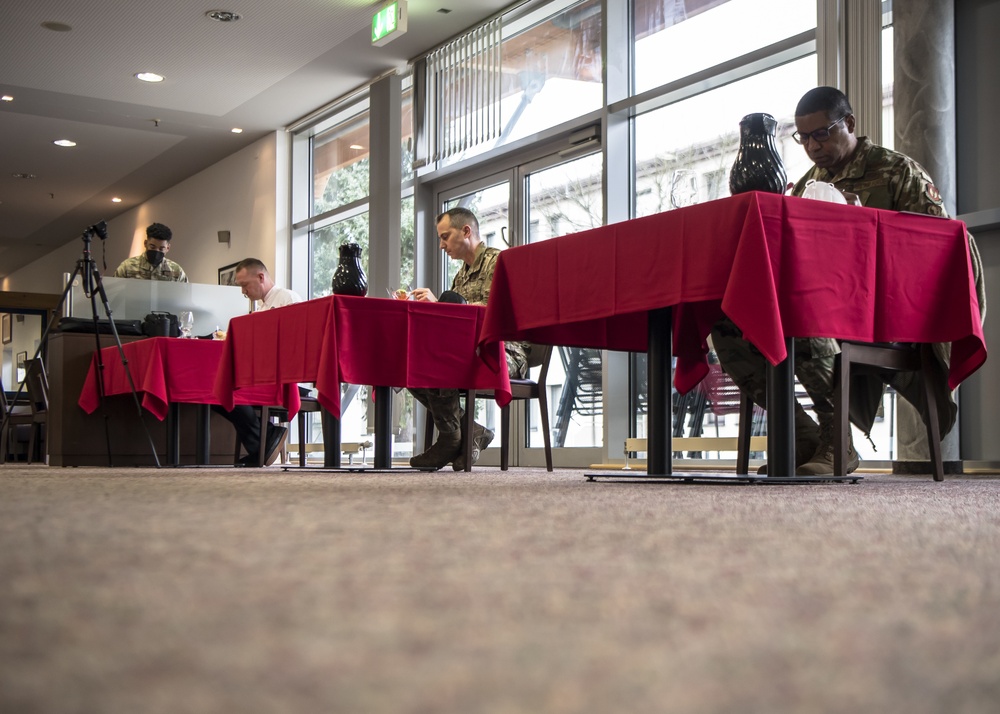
[372,0,408,47]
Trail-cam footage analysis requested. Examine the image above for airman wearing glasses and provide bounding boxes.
[711,86,986,477]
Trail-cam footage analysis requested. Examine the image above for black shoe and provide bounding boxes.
[237,426,288,467]
[263,426,288,466]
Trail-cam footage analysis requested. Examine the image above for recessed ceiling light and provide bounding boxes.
[231,127,243,134]
[1,95,13,102]
[53,139,77,147]
[206,10,242,22]
[135,72,165,83]
[350,144,364,150]
[112,197,122,203]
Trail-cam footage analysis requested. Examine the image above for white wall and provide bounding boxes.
[4,133,281,294]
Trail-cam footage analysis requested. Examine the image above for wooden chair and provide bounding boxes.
[424,344,554,471]
[835,342,943,481]
[734,342,944,480]
[21,358,50,464]
[233,405,288,466]
[292,395,326,467]
[2,379,36,462]
[235,393,328,467]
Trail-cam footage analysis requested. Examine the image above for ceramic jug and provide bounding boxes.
[330,242,368,297]
[728,112,787,195]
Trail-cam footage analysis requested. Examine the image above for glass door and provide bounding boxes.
[432,147,604,468]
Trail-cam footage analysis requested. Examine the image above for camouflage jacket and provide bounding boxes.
[793,137,986,435]
[113,254,188,282]
[452,242,529,378]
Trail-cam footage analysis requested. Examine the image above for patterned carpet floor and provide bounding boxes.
[2,464,999,713]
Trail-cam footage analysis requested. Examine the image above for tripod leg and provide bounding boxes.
[89,264,162,468]
[88,287,116,466]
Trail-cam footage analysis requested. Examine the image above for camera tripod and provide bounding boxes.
[1,222,160,467]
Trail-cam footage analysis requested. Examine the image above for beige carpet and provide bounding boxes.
[2,464,999,713]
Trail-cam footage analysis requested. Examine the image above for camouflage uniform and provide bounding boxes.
[113,254,188,282]
[712,137,986,445]
[411,242,529,435]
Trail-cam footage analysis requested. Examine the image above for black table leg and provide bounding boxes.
[373,386,392,468]
[765,339,796,477]
[196,404,210,465]
[321,408,341,468]
[166,403,180,466]
[647,306,673,476]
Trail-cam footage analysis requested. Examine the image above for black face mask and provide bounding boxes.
[145,250,165,267]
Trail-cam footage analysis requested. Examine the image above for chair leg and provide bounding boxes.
[920,345,945,482]
[298,412,307,468]
[27,424,36,465]
[834,351,850,476]
[462,391,476,472]
[257,407,270,466]
[500,405,510,470]
[736,392,752,475]
[537,392,553,472]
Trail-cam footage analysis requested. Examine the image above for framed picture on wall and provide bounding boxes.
[218,262,240,287]
[1,313,10,344]
[16,351,27,383]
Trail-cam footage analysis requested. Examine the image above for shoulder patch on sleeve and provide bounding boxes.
[925,184,943,204]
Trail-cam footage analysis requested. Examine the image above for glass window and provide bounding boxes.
[633,0,816,94]
[401,82,415,183]
[499,0,603,143]
[881,4,894,150]
[309,213,370,299]
[526,152,604,450]
[634,55,817,217]
[437,0,603,166]
[312,112,370,216]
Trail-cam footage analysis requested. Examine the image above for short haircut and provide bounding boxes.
[436,207,480,234]
[795,86,854,120]
[146,222,172,242]
[235,257,268,275]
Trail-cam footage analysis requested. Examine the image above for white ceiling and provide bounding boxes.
[0,0,512,279]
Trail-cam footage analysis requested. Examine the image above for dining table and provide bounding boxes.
[212,294,513,469]
[477,191,986,479]
[78,337,282,465]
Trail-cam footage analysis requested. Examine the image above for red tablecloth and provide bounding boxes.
[212,294,512,418]
[479,191,986,393]
[78,338,282,420]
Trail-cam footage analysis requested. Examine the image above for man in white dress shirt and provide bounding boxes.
[218,258,303,466]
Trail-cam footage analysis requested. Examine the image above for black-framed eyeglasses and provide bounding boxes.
[792,115,848,145]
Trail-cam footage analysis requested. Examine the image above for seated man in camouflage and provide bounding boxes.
[408,207,529,471]
[711,86,985,476]
[114,222,188,282]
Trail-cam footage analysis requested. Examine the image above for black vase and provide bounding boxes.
[330,242,368,297]
[728,112,787,195]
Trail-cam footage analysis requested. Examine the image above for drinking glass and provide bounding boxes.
[179,311,194,338]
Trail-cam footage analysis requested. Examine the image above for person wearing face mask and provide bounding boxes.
[113,223,188,282]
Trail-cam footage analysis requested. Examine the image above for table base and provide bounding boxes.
[278,466,433,474]
[584,473,863,485]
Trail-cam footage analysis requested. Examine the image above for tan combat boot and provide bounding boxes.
[452,422,495,471]
[796,415,860,475]
[410,430,462,471]
[757,401,822,474]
